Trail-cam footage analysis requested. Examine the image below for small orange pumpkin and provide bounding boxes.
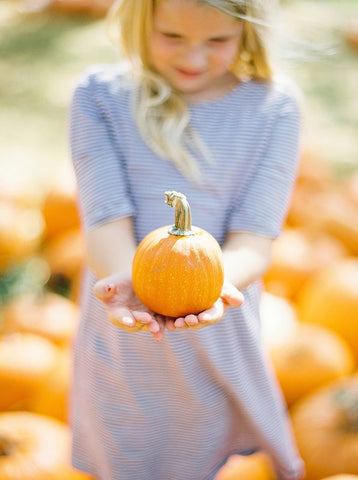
[132,191,224,318]
[291,373,358,480]
[0,411,95,480]
[214,452,276,480]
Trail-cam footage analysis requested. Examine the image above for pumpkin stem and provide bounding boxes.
[165,191,195,236]
[333,388,358,432]
[0,436,15,456]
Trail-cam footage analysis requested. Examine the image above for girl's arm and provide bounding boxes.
[222,231,273,290]
[85,217,136,278]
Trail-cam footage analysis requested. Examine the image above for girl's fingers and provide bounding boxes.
[132,310,155,324]
[198,299,225,324]
[165,318,176,332]
[221,284,244,307]
[174,317,186,329]
[184,314,198,327]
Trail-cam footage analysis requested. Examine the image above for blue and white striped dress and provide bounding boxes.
[70,64,304,480]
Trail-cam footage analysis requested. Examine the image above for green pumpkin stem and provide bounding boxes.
[164,191,195,236]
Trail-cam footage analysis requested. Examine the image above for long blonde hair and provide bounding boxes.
[109,0,276,180]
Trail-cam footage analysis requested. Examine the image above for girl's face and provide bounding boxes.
[148,0,243,100]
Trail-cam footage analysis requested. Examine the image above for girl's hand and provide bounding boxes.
[172,280,244,330]
[94,274,165,342]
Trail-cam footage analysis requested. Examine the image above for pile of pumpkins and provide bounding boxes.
[0,152,358,479]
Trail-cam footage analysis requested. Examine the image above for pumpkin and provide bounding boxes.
[28,346,72,422]
[132,191,224,318]
[43,228,85,281]
[1,291,80,347]
[41,182,80,240]
[345,21,358,50]
[296,258,358,361]
[320,476,358,480]
[0,411,94,480]
[287,188,358,255]
[267,323,355,406]
[0,333,59,411]
[214,452,276,480]
[264,228,346,300]
[47,0,114,16]
[0,201,44,272]
[291,373,358,480]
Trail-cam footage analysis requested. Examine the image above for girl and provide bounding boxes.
[69,0,305,478]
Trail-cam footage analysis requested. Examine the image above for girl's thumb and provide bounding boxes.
[94,280,117,300]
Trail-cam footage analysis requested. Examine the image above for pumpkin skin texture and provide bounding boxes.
[132,225,224,317]
[291,373,358,480]
[214,452,276,480]
[296,258,358,361]
[132,192,224,318]
[0,411,94,480]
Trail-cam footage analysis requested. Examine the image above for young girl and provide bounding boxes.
[69,0,305,478]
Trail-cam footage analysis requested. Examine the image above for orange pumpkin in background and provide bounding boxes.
[214,452,276,480]
[296,258,358,361]
[0,411,94,480]
[41,181,80,240]
[264,228,346,300]
[267,323,355,406]
[291,373,358,480]
[27,346,72,422]
[0,201,44,272]
[132,191,224,317]
[0,333,59,411]
[43,228,85,281]
[320,476,358,480]
[1,291,79,347]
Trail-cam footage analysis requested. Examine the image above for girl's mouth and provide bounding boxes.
[175,68,205,77]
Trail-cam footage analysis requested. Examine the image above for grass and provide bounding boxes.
[0,0,357,193]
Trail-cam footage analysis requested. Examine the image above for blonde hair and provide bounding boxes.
[109,0,275,180]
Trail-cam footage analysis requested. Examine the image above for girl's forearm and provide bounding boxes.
[85,217,137,278]
[222,232,273,290]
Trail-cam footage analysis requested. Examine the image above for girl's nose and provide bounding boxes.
[181,44,207,69]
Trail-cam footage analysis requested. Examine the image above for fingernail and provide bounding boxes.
[149,323,160,333]
[122,316,134,326]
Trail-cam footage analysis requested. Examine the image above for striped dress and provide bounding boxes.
[70,64,304,480]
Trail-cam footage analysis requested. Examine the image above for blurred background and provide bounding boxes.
[0,1,358,479]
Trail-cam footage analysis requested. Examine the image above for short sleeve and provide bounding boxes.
[229,94,301,238]
[69,69,135,232]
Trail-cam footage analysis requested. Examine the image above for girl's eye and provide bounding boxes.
[210,37,229,44]
[161,33,182,39]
